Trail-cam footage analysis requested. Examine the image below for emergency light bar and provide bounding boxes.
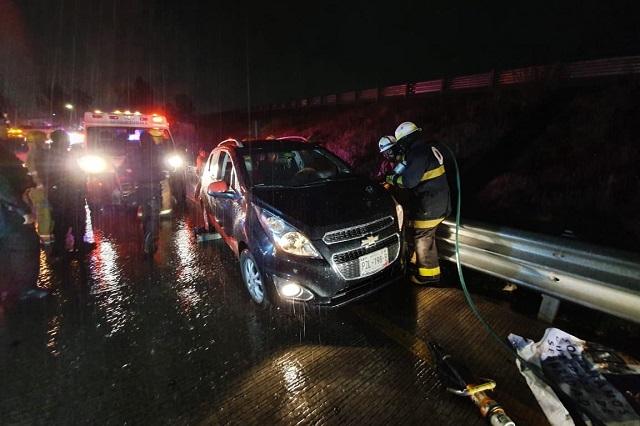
[83,111,169,129]
[7,127,24,138]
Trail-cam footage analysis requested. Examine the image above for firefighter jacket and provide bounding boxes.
[134,143,165,186]
[386,135,451,223]
[0,144,35,237]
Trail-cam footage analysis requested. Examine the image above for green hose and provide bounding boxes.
[442,144,599,426]
[445,145,516,356]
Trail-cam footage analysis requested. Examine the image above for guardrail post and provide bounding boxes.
[537,294,561,323]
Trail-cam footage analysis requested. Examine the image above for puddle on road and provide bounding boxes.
[89,231,133,337]
[47,314,61,357]
[37,249,54,291]
[173,219,206,315]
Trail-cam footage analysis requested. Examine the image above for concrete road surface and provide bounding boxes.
[1,206,566,425]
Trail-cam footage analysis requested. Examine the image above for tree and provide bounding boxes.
[131,77,154,111]
[72,88,93,113]
[38,83,67,117]
[168,93,195,121]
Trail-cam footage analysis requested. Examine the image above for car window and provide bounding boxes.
[230,167,239,192]
[206,152,216,173]
[216,151,239,191]
[215,152,227,180]
[86,127,174,155]
[244,147,352,187]
[222,156,233,185]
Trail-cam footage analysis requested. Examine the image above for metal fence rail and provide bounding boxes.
[436,219,640,324]
[258,55,640,112]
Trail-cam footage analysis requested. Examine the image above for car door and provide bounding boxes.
[215,152,241,253]
[201,150,221,221]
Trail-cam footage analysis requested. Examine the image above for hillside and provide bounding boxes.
[196,79,640,252]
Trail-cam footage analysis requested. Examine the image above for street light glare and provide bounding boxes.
[65,103,74,110]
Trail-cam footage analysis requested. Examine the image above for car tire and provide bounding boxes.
[239,249,271,307]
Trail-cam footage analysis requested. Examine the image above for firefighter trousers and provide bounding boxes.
[410,218,444,283]
[49,189,86,256]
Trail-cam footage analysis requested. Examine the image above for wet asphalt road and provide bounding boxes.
[0,205,555,425]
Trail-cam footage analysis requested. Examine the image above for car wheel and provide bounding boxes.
[240,249,270,307]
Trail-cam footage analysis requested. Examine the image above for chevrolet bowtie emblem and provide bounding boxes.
[361,235,379,248]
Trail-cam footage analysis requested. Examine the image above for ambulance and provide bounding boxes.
[78,110,185,214]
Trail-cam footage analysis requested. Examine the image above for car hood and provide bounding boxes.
[251,177,396,240]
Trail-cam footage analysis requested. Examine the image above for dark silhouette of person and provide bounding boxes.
[44,130,87,258]
[135,131,164,254]
[0,144,47,306]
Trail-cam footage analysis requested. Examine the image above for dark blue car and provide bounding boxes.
[198,137,405,308]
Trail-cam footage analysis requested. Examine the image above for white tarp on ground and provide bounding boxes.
[509,328,640,426]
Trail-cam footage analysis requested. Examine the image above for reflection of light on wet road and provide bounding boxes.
[83,202,94,244]
[281,359,305,394]
[90,232,131,336]
[276,354,311,419]
[47,315,61,357]
[177,286,202,314]
[174,220,205,313]
[37,249,53,290]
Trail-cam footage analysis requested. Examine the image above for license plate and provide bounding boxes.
[359,248,389,276]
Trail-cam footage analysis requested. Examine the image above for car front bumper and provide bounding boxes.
[254,236,406,308]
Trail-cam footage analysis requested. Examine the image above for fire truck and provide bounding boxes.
[78,110,185,215]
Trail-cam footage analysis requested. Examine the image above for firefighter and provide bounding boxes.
[376,135,397,181]
[195,146,208,177]
[135,131,164,255]
[384,122,451,284]
[0,144,48,306]
[25,131,54,242]
[44,130,87,258]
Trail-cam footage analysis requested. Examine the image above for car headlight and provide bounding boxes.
[256,207,321,258]
[273,276,314,301]
[394,198,404,230]
[77,155,107,174]
[166,154,183,169]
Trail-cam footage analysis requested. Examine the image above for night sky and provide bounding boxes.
[1,0,640,115]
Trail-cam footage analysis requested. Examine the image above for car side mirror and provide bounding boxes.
[207,181,234,198]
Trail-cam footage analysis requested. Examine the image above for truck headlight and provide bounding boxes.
[77,155,107,174]
[166,154,183,169]
[256,207,321,258]
[68,131,85,145]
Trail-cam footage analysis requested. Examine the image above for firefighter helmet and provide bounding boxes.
[378,135,397,153]
[394,121,421,141]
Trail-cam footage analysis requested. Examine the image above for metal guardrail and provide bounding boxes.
[436,219,640,324]
[257,55,640,112]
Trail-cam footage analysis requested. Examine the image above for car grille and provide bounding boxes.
[332,233,400,280]
[322,216,395,245]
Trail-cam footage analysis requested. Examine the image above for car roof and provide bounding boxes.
[222,139,317,153]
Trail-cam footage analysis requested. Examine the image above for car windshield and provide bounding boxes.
[243,147,353,187]
[86,127,173,155]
